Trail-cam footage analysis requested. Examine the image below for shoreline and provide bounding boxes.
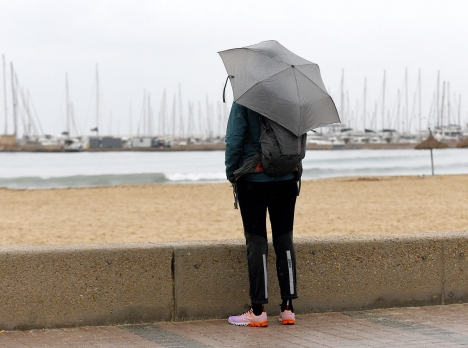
[2,172,467,191]
[1,141,464,152]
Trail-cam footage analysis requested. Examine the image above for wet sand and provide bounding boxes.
[1,175,467,246]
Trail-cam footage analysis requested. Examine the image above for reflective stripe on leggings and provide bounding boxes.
[286,250,294,294]
[263,254,268,299]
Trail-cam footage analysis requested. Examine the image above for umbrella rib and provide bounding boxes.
[234,66,291,103]
[278,44,292,65]
[293,67,340,132]
[291,66,302,132]
[293,67,329,94]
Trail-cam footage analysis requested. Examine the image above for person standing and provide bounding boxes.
[225,102,298,327]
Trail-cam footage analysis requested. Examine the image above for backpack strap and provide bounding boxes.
[232,182,239,209]
[295,162,303,196]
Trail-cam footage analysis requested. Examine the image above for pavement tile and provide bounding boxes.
[4,304,468,347]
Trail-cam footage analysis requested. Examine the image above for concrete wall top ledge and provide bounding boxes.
[0,241,172,255]
[294,230,468,245]
[1,230,467,253]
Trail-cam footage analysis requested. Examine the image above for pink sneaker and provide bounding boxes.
[228,309,268,327]
[278,310,295,325]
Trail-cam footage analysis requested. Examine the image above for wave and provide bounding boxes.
[304,153,456,167]
[166,172,226,182]
[0,172,227,189]
[3,163,468,189]
[302,162,468,179]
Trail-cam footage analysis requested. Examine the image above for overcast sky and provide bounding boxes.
[1,0,467,136]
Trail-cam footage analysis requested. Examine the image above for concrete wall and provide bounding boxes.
[0,243,173,330]
[1,231,468,330]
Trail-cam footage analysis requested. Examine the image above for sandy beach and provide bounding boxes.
[1,175,467,246]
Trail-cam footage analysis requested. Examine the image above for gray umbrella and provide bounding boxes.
[218,40,340,136]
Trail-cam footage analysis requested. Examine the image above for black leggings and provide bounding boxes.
[237,179,298,304]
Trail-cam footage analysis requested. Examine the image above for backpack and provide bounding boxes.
[258,116,306,177]
[231,116,306,208]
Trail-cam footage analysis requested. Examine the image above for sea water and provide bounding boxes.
[0,149,467,189]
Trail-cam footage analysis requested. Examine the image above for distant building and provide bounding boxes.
[101,137,122,148]
[132,137,152,148]
[88,136,123,149]
[88,137,101,149]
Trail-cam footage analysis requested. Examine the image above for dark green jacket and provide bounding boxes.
[225,103,294,182]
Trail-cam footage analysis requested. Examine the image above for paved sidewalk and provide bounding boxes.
[2,304,468,347]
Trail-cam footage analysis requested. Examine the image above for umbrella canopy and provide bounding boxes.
[415,130,449,150]
[218,40,340,136]
[415,129,448,176]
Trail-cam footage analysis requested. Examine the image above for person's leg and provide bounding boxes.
[237,180,269,307]
[228,180,269,326]
[268,179,298,304]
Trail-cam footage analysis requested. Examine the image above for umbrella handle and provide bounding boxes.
[223,75,234,103]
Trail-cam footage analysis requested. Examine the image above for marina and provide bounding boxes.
[1,123,467,152]
[1,56,468,153]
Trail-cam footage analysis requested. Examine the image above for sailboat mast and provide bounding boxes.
[363,78,367,130]
[440,81,446,130]
[382,70,386,130]
[340,69,344,125]
[373,101,377,130]
[96,64,99,135]
[355,99,358,131]
[129,102,132,137]
[148,92,152,136]
[447,82,451,125]
[418,69,422,138]
[19,88,28,136]
[159,89,166,138]
[10,63,17,136]
[2,55,7,134]
[188,101,193,139]
[436,71,440,128]
[66,73,70,136]
[198,101,204,139]
[25,89,36,136]
[397,89,401,131]
[142,90,147,136]
[178,84,184,138]
[405,68,408,133]
[172,94,176,140]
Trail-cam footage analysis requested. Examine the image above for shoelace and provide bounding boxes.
[237,309,253,317]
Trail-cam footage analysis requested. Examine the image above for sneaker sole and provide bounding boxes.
[279,318,295,325]
[228,320,268,327]
[248,321,268,327]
